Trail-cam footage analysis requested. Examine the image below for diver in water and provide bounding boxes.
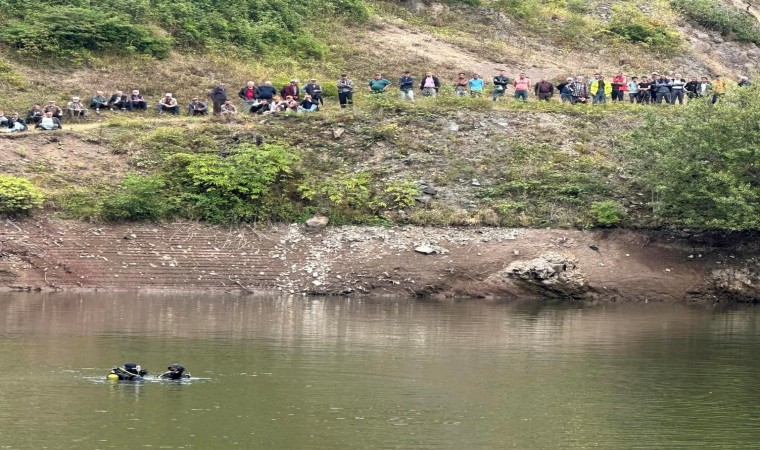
[159,364,189,380]
[108,363,149,381]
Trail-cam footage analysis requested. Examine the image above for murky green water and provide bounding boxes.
[1,294,759,449]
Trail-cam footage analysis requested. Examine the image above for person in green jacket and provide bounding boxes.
[368,73,392,94]
[590,75,612,104]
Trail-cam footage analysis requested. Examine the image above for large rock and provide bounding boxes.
[711,265,760,301]
[500,252,589,299]
[305,215,329,231]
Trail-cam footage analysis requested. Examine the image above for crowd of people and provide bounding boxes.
[0,70,751,133]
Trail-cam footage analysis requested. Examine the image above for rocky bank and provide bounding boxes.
[1,217,758,302]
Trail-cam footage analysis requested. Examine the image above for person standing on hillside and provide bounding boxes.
[513,73,531,102]
[711,75,726,104]
[281,80,300,100]
[611,72,627,102]
[590,75,611,104]
[492,70,510,101]
[256,81,277,102]
[419,72,440,97]
[685,76,700,99]
[368,73,392,94]
[626,77,639,103]
[455,73,469,96]
[468,73,484,97]
[534,77,554,101]
[398,71,415,103]
[238,81,258,112]
[304,79,323,107]
[669,74,686,105]
[337,74,354,108]
[654,75,672,104]
[569,76,588,104]
[209,83,228,115]
[557,77,573,102]
[637,76,652,103]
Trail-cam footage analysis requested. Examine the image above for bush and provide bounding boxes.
[0,6,171,59]
[606,4,681,50]
[101,174,172,221]
[671,0,760,45]
[589,200,626,226]
[624,86,760,230]
[167,143,299,223]
[0,175,44,215]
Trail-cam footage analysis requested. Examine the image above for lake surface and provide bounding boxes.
[1,293,759,449]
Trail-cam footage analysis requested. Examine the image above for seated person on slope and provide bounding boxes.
[129,90,148,110]
[67,96,87,117]
[188,97,208,116]
[43,100,63,119]
[298,95,318,112]
[26,104,44,125]
[220,100,237,115]
[108,90,130,110]
[158,93,180,115]
[36,111,62,130]
[5,112,28,132]
[90,91,108,112]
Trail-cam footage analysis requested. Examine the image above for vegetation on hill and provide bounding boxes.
[0,0,759,231]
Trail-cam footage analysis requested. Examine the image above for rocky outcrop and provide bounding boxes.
[499,252,591,299]
[711,263,760,301]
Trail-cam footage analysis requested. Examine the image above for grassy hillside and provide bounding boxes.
[0,0,759,230]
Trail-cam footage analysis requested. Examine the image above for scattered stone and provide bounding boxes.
[448,121,459,132]
[422,186,437,195]
[589,244,599,251]
[415,245,436,255]
[123,233,136,240]
[333,128,345,139]
[305,215,329,231]
[470,179,481,186]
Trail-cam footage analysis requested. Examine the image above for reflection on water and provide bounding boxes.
[1,293,759,449]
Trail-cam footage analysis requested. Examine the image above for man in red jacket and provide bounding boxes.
[281,80,300,100]
[611,72,627,102]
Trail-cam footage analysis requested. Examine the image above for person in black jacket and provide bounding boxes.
[303,79,323,106]
[399,71,415,103]
[492,70,510,101]
[419,71,440,97]
[256,81,277,102]
[107,91,131,110]
[208,83,227,115]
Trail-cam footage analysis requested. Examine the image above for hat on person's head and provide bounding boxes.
[567,77,573,81]
[72,96,79,101]
[48,100,56,103]
[740,75,748,80]
[165,93,172,97]
[404,70,410,73]
[192,97,199,100]
[310,78,317,81]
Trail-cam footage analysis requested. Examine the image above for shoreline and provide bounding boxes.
[1,217,758,302]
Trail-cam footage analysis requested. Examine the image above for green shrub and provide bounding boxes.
[589,200,626,226]
[606,4,681,50]
[671,0,760,45]
[624,86,760,230]
[167,143,299,223]
[0,6,171,59]
[101,174,172,222]
[0,175,44,215]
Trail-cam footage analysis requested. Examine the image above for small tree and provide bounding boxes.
[0,175,44,215]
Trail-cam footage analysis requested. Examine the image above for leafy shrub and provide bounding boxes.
[589,200,626,226]
[0,175,44,215]
[166,143,299,223]
[606,4,681,50]
[101,174,172,221]
[624,86,760,230]
[298,171,419,223]
[0,6,171,59]
[671,0,760,44]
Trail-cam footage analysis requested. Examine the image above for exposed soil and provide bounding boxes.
[1,216,757,302]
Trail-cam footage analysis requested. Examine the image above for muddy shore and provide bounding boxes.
[0,217,757,302]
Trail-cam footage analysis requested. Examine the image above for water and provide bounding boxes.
[1,293,759,449]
